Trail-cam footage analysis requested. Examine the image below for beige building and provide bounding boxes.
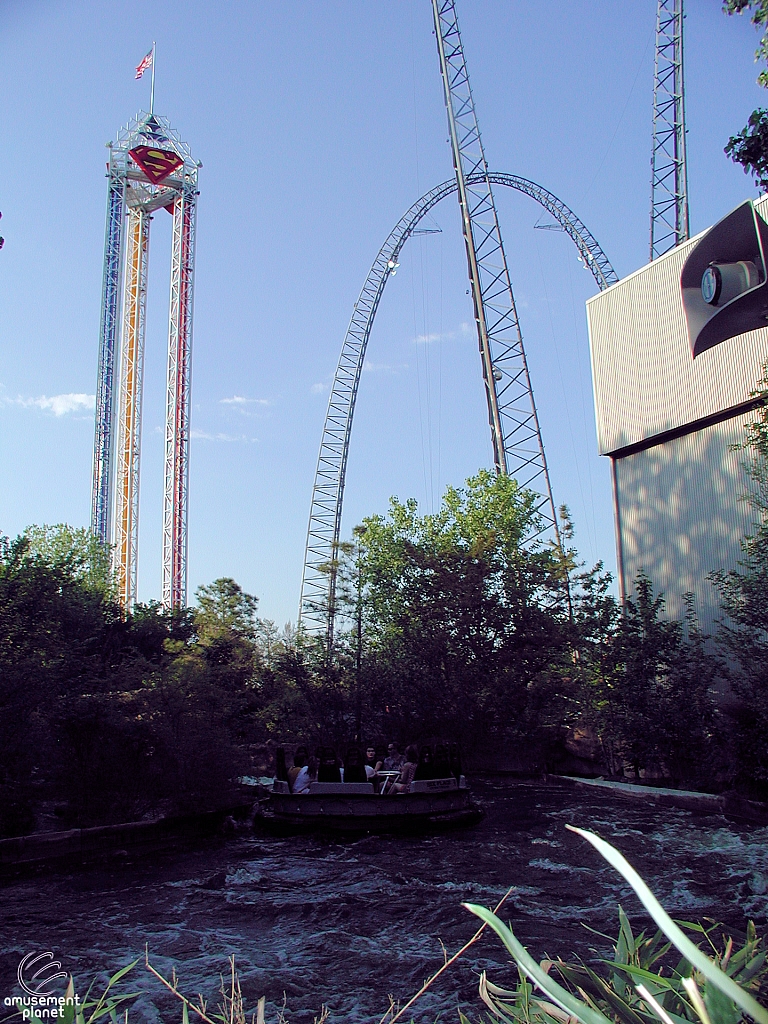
[586,196,768,632]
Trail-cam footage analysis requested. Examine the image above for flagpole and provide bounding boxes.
[150,41,156,115]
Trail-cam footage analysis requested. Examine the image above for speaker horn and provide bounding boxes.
[681,199,768,357]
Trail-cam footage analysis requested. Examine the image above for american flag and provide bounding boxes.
[135,49,153,80]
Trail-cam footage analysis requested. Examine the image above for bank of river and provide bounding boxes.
[1,779,767,1023]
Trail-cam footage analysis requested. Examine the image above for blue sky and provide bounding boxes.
[1,0,766,626]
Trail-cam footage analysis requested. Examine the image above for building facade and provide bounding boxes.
[586,196,768,631]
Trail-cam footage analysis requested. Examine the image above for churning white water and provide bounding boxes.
[1,779,766,1023]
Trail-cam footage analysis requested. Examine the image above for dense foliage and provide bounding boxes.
[724,1,768,189]
[710,374,768,796]
[0,472,733,838]
[0,528,285,835]
[345,471,573,752]
[8,381,768,835]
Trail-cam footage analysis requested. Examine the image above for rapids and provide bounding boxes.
[1,779,766,1023]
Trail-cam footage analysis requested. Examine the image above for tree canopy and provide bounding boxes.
[346,471,573,748]
[724,1,768,189]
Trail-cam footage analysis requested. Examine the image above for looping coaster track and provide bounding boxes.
[299,171,618,643]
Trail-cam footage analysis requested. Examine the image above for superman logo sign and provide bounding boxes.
[129,146,183,184]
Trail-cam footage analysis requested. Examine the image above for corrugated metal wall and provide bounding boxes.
[587,195,768,456]
[586,196,768,633]
[615,412,757,632]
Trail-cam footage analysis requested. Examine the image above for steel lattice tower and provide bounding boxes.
[650,0,689,260]
[299,1,620,646]
[91,112,199,610]
[431,0,559,538]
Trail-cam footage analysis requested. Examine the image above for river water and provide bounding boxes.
[1,779,767,1024]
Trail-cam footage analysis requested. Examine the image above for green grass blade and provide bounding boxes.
[602,961,682,991]
[738,952,767,985]
[105,959,139,988]
[464,903,614,1024]
[567,827,768,1024]
[580,964,649,1024]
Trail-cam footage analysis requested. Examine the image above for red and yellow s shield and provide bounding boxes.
[129,146,183,184]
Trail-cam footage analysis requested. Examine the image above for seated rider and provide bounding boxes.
[275,747,290,783]
[343,746,368,784]
[413,744,435,781]
[364,745,383,779]
[293,755,318,794]
[388,744,419,794]
[288,746,308,792]
[364,745,384,792]
[384,742,404,771]
[317,747,342,783]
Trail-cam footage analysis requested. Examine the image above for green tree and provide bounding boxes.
[0,530,126,832]
[195,577,259,640]
[565,561,622,772]
[570,567,719,785]
[23,522,115,599]
[711,369,768,793]
[620,578,716,781]
[344,470,572,752]
[194,577,260,689]
[724,1,768,189]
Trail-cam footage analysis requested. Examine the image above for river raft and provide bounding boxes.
[262,776,483,834]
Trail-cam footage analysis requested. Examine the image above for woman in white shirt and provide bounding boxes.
[293,756,317,794]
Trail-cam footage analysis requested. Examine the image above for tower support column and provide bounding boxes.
[113,208,151,608]
[650,0,689,259]
[91,168,126,546]
[163,187,197,609]
[431,0,560,544]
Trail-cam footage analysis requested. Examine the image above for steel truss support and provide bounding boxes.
[114,208,150,608]
[432,0,556,536]
[163,188,197,609]
[90,111,199,611]
[650,0,689,260]
[299,172,617,640]
[91,170,126,545]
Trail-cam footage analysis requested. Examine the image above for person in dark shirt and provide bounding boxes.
[383,742,404,771]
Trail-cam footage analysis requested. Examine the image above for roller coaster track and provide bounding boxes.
[299,172,618,645]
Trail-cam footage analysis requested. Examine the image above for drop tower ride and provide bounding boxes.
[91,112,199,610]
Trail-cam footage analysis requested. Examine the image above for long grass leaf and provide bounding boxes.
[581,965,648,1024]
[602,961,682,990]
[567,827,768,1024]
[739,953,767,985]
[105,960,139,988]
[464,904,614,1024]
[636,983,677,1024]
